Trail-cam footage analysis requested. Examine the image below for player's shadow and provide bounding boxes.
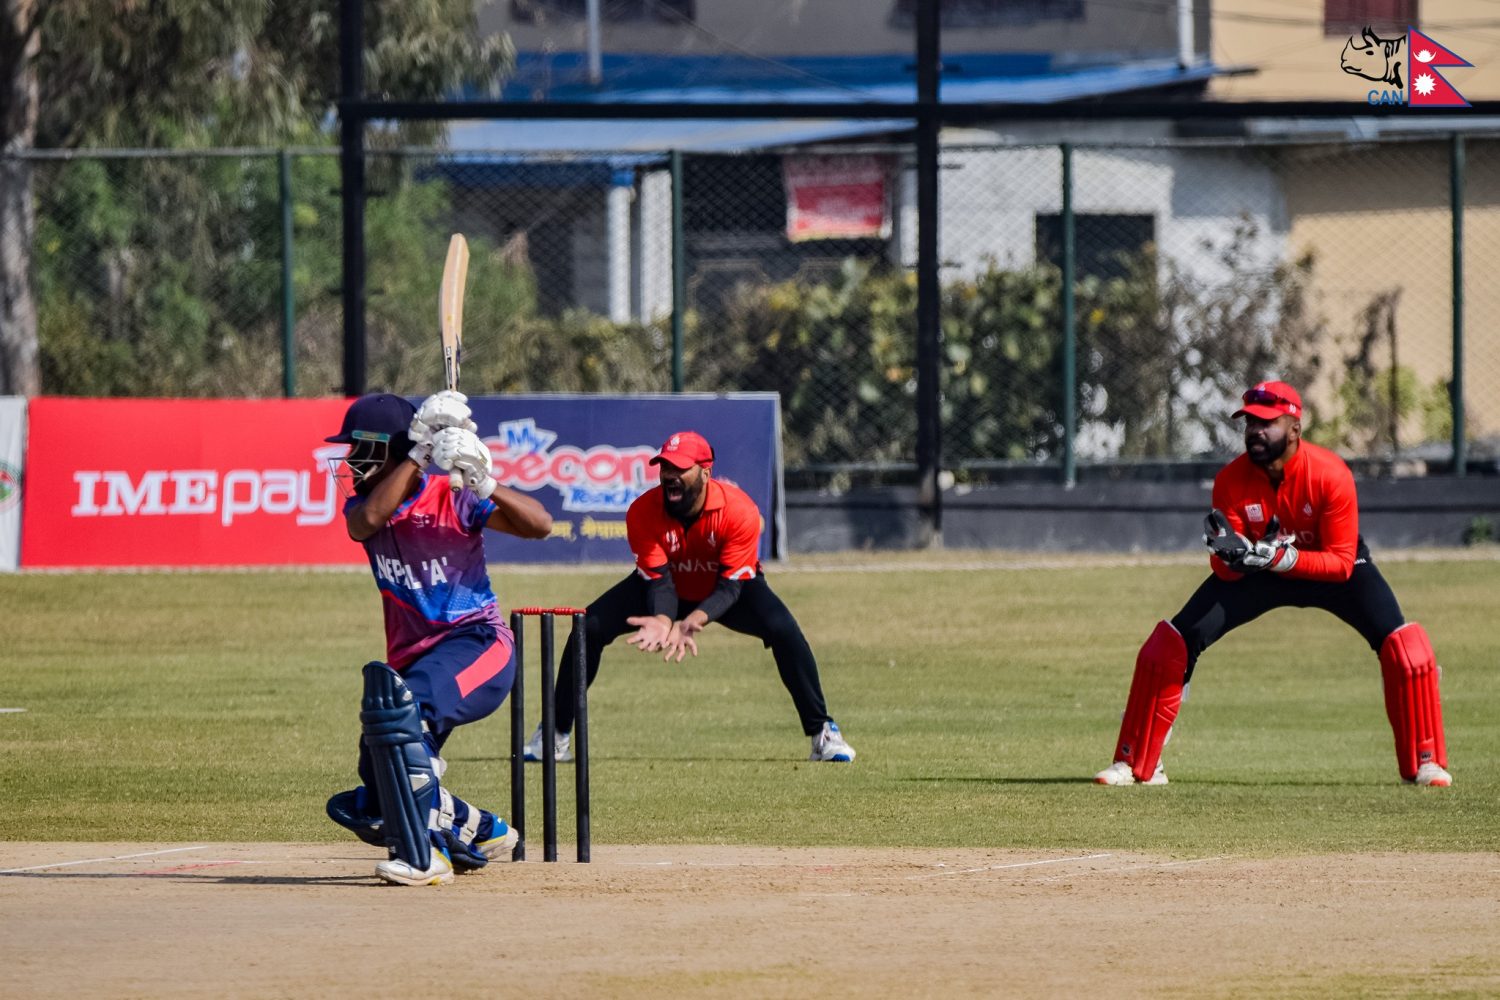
[454,753,796,765]
[904,775,1392,788]
[899,776,1083,785]
[0,870,372,887]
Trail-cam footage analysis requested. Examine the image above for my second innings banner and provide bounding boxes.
[23,398,356,568]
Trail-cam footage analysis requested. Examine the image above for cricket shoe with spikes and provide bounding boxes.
[375,845,454,886]
[1093,760,1169,786]
[523,724,573,763]
[809,721,856,762]
[1407,762,1453,787]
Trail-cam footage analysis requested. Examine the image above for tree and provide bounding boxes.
[0,0,511,394]
[1,0,39,395]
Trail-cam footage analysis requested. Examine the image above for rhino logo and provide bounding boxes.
[1341,26,1406,88]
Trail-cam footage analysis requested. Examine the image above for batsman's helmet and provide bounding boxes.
[326,393,417,483]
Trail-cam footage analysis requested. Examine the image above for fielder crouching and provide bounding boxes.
[1095,380,1452,789]
[323,391,552,885]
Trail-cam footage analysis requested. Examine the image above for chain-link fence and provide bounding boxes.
[11,132,1498,482]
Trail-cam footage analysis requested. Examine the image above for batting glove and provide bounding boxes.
[432,426,493,482]
[466,472,498,499]
[407,436,435,469]
[415,390,475,436]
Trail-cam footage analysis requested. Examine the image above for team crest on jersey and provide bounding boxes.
[1302,503,1313,516]
[1246,503,1265,523]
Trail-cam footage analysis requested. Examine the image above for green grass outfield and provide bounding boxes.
[3,552,1496,855]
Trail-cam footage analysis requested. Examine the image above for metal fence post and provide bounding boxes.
[914,0,943,544]
[339,0,367,397]
[670,149,686,393]
[279,149,296,398]
[1060,142,1077,488]
[1451,132,1466,477]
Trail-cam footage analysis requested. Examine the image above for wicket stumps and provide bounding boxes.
[509,607,591,863]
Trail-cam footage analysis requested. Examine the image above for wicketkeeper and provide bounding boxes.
[323,391,553,885]
[1095,381,1453,788]
[523,430,856,764]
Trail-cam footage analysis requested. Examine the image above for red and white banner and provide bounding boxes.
[783,154,893,242]
[22,398,360,568]
[0,397,24,572]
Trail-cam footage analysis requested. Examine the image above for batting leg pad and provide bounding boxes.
[1379,623,1448,780]
[1112,621,1188,783]
[326,787,385,848]
[360,662,440,871]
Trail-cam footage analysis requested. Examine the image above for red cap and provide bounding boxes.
[651,430,714,470]
[1233,381,1303,421]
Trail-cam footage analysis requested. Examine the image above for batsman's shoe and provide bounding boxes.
[475,816,520,861]
[375,846,454,887]
[1093,760,1168,786]
[809,721,856,762]
[1408,762,1453,787]
[523,724,573,763]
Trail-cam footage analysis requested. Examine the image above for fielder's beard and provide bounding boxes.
[662,477,704,520]
[1246,433,1287,466]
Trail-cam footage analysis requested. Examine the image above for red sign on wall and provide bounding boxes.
[783,154,893,242]
[22,398,362,568]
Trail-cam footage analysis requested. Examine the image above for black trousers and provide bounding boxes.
[553,573,833,736]
[1172,559,1407,684]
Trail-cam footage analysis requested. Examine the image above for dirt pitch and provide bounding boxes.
[3,843,1498,998]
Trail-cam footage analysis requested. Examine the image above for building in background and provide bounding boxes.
[439,0,1496,460]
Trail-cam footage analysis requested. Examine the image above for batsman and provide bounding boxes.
[322,392,552,885]
[1095,381,1453,788]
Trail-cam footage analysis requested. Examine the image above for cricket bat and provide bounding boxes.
[439,233,470,492]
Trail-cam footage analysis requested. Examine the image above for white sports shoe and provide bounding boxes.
[523,724,573,763]
[1409,762,1453,787]
[476,825,520,861]
[1093,760,1168,786]
[375,848,454,886]
[810,721,855,762]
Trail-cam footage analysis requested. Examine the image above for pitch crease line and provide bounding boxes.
[0,846,210,874]
[1038,855,1229,881]
[910,853,1110,879]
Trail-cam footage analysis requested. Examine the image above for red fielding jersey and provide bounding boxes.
[626,478,763,601]
[1210,440,1359,583]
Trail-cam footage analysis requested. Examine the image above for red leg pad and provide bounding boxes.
[1379,622,1448,780]
[1113,621,1187,783]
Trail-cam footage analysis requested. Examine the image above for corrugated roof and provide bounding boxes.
[444,59,1224,157]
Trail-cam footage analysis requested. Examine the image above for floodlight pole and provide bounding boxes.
[339,0,368,397]
[914,0,943,546]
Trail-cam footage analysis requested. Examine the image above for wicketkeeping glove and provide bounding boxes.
[1204,510,1298,574]
[1203,509,1254,565]
[1235,516,1299,573]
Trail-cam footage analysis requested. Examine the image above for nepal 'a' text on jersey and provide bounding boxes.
[347,475,504,668]
[1210,440,1369,583]
[626,478,763,601]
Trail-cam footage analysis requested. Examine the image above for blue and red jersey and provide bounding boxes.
[346,475,506,669]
